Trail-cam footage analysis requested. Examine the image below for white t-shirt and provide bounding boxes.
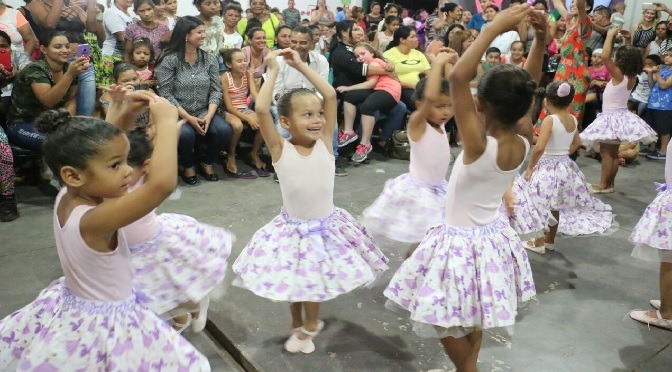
[0,7,26,52]
[631,71,651,103]
[223,31,243,49]
[487,29,520,55]
[102,5,133,57]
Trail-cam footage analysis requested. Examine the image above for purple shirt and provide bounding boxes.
[124,21,169,58]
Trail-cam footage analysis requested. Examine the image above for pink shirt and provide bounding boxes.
[589,65,611,83]
[54,188,133,301]
[367,58,401,101]
[602,76,631,112]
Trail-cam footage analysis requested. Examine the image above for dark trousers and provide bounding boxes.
[178,114,232,168]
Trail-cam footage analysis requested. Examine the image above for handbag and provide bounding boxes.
[390,130,411,160]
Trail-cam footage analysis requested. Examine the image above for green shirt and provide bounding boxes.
[237,14,280,48]
[9,59,78,123]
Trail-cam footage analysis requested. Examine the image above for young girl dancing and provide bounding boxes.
[629,140,672,330]
[120,128,233,333]
[0,101,210,369]
[337,43,401,163]
[521,81,616,254]
[384,5,541,371]
[220,48,268,178]
[233,48,388,354]
[361,58,454,255]
[580,28,657,194]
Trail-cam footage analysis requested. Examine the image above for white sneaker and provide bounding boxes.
[630,310,672,331]
[650,300,661,310]
[523,240,545,254]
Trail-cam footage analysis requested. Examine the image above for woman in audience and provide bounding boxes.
[646,21,670,56]
[310,0,334,27]
[365,2,382,32]
[236,0,279,48]
[275,24,292,49]
[383,25,430,112]
[0,1,38,55]
[195,0,226,72]
[25,0,100,115]
[242,27,270,88]
[424,23,464,62]
[100,0,133,87]
[626,7,660,49]
[447,29,474,57]
[155,16,232,185]
[124,0,170,59]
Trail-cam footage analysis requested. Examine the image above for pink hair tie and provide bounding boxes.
[557,82,571,97]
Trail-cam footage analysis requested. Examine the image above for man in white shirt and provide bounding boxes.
[271,26,347,177]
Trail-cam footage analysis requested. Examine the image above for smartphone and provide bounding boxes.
[76,44,91,59]
[0,48,12,72]
[132,83,150,91]
[642,3,656,10]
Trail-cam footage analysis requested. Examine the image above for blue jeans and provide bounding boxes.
[378,101,407,141]
[271,105,340,158]
[6,122,44,152]
[76,62,96,116]
[178,114,232,168]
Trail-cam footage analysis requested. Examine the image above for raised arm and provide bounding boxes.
[81,98,180,247]
[26,0,65,29]
[602,27,623,83]
[552,0,568,19]
[255,49,285,161]
[524,9,549,83]
[449,4,532,164]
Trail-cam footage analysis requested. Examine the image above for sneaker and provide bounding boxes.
[0,194,18,222]
[639,148,654,156]
[335,165,348,177]
[351,144,372,163]
[338,131,358,147]
[646,152,667,160]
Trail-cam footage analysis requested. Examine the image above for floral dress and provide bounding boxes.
[541,14,592,126]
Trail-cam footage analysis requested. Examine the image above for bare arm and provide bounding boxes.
[602,28,623,83]
[221,73,248,121]
[17,24,38,55]
[256,50,285,161]
[64,86,78,115]
[31,59,87,108]
[552,0,568,19]
[524,10,549,83]
[27,0,65,29]
[568,128,582,154]
[525,116,552,175]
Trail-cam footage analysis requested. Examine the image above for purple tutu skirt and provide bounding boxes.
[580,108,657,150]
[362,173,447,243]
[384,219,536,338]
[130,213,233,315]
[233,207,388,302]
[0,278,210,371]
[506,174,555,240]
[526,155,616,236]
[630,183,672,263]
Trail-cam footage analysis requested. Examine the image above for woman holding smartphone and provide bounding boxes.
[25,0,101,116]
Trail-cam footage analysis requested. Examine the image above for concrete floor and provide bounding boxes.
[1,151,671,371]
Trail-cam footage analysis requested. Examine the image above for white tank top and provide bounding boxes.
[273,139,335,220]
[666,140,672,184]
[444,136,529,227]
[543,114,577,156]
[408,122,451,185]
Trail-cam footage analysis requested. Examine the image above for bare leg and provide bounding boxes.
[660,134,670,155]
[405,243,420,259]
[250,131,266,169]
[343,102,357,133]
[597,143,613,190]
[290,302,303,330]
[359,114,376,146]
[439,330,483,372]
[299,302,321,340]
[606,143,619,189]
[658,262,672,319]
[545,210,560,245]
[225,113,244,173]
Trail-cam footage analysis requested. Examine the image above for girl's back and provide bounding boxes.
[445,135,528,227]
[543,114,577,156]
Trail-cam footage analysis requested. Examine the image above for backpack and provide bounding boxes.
[389,130,411,160]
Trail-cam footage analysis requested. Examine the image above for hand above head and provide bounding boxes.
[264,49,283,69]
[435,49,459,64]
[149,97,179,128]
[606,27,620,37]
[486,4,532,35]
[527,8,548,37]
[280,48,303,68]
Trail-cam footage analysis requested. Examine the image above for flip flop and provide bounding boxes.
[226,170,258,179]
[252,165,270,177]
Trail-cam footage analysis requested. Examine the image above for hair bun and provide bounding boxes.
[557,82,572,97]
[525,80,537,90]
[534,87,547,99]
[35,109,72,134]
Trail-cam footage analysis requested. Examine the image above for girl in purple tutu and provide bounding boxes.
[521,81,615,254]
[361,62,454,257]
[580,27,657,194]
[232,48,388,354]
[0,101,210,369]
[384,5,544,371]
[629,140,672,330]
[120,129,233,333]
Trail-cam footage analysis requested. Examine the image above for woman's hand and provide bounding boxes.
[66,57,90,78]
[202,113,213,134]
[653,2,670,13]
[186,115,206,135]
[487,4,532,35]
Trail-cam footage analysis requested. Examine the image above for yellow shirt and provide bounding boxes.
[237,14,280,48]
[382,47,430,87]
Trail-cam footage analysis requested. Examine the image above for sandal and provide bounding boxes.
[284,323,323,354]
[252,165,270,177]
[630,310,672,331]
[170,312,193,334]
[225,169,258,179]
[590,184,614,194]
[522,240,545,254]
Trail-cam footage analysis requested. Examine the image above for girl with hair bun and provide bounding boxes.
[0,97,211,370]
[520,80,616,255]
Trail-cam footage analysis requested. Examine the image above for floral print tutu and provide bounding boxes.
[580,108,657,150]
[233,208,389,302]
[384,219,536,339]
[362,173,448,243]
[526,156,616,236]
[630,184,672,263]
[506,174,555,240]
[0,279,210,371]
[129,213,233,315]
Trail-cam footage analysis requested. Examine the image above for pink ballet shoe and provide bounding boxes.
[191,297,210,333]
[651,300,661,310]
[170,313,192,334]
[523,240,545,254]
[630,310,672,331]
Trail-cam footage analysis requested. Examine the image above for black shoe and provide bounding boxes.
[273,173,279,183]
[335,165,347,177]
[0,194,19,222]
[198,164,219,182]
[180,169,198,185]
